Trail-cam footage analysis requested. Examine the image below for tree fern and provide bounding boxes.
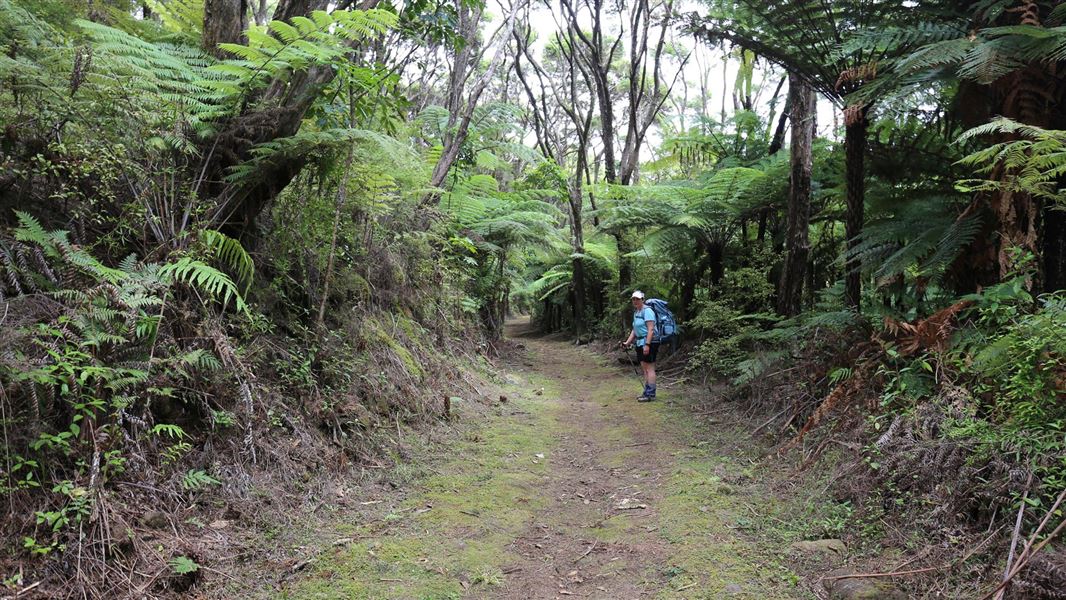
[145,0,204,40]
[844,197,980,287]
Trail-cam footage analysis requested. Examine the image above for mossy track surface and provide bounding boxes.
[279,319,808,599]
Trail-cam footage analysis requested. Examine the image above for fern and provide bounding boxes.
[957,118,1066,203]
[201,230,254,294]
[145,0,204,39]
[14,212,127,284]
[211,9,397,94]
[180,469,221,491]
[177,349,222,373]
[159,257,248,313]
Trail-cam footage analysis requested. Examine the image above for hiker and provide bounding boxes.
[621,290,658,402]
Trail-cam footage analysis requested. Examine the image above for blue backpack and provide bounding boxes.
[645,298,678,342]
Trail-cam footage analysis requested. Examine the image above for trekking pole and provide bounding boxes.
[621,343,640,375]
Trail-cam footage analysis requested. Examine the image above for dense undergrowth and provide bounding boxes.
[688,258,1066,595]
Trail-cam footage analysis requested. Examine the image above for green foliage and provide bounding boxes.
[686,259,778,380]
[0,215,255,551]
[181,469,221,491]
[169,555,200,574]
[160,257,247,313]
[957,118,1066,204]
[214,9,396,91]
[201,229,254,293]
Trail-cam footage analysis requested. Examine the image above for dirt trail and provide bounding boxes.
[279,319,807,599]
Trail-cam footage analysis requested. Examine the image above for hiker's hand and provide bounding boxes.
[643,346,650,356]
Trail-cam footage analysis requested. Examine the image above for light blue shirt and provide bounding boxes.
[632,306,656,347]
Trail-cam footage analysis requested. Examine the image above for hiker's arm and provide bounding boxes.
[645,320,654,347]
[623,331,635,346]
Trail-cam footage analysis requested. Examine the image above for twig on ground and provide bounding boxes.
[13,581,42,597]
[753,407,790,434]
[980,486,1066,600]
[994,473,1033,600]
[575,540,597,562]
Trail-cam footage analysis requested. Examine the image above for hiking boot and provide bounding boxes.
[637,395,655,402]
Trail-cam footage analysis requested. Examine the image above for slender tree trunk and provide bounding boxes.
[254,0,269,25]
[767,92,792,155]
[569,185,587,336]
[843,105,870,309]
[616,231,633,327]
[317,149,354,328]
[777,75,816,316]
[317,87,359,327]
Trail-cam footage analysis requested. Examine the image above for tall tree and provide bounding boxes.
[557,0,685,326]
[424,0,526,201]
[512,11,597,335]
[777,73,816,316]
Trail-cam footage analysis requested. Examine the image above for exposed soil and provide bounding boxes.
[262,319,811,599]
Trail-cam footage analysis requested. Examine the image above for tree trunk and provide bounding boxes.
[843,105,870,309]
[767,93,792,155]
[569,186,587,336]
[254,0,269,25]
[777,74,816,317]
[708,241,724,284]
[1042,202,1066,292]
[616,231,632,328]
[203,0,249,58]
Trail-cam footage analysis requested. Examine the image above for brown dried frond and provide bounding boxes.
[883,299,973,356]
[1005,0,1042,27]
[843,104,867,126]
[778,365,868,455]
[836,61,878,91]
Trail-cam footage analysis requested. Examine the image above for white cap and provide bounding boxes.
[631,290,645,299]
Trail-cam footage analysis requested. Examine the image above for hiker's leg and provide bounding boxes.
[645,344,658,397]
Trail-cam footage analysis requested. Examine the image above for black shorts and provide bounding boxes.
[635,343,660,363]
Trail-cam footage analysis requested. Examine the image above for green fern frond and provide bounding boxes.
[201,230,254,293]
[159,257,248,313]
